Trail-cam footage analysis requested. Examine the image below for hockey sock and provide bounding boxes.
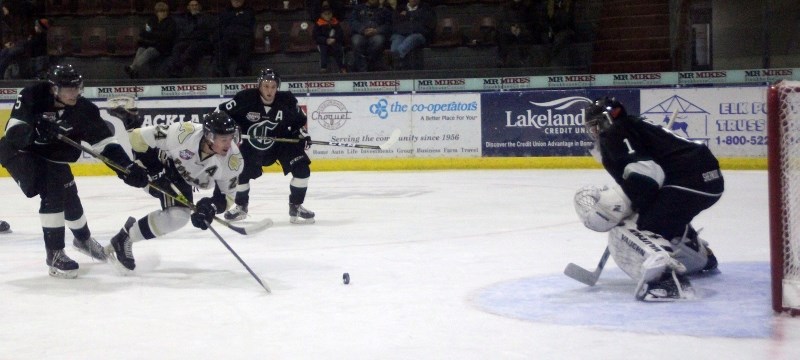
[41,212,66,249]
[289,177,309,204]
[66,215,91,241]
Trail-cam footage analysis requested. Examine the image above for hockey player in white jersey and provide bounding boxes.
[105,112,244,272]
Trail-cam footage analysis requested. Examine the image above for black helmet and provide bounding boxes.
[257,68,280,87]
[47,64,83,89]
[203,112,240,142]
[584,96,626,137]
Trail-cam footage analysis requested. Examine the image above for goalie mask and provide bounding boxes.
[584,97,626,140]
[574,184,633,232]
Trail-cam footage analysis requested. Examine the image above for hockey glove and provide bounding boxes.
[147,169,179,198]
[107,105,142,130]
[120,163,149,188]
[35,115,72,143]
[298,128,311,149]
[191,197,217,230]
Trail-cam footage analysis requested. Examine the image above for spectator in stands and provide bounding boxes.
[381,0,397,10]
[28,18,48,79]
[543,0,575,66]
[166,0,216,78]
[389,0,435,70]
[313,2,346,73]
[124,2,177,79]
[307,0,347,22]
[0,0,34,79]
[496,0,535,68]
[348,0,392,72]
[215,0,255,77]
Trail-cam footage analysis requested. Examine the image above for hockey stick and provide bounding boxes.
[242,128,402,150]
[206,221,271,294]
[664,109,679,130]
[563,246,611,286]
[54,134,272,235]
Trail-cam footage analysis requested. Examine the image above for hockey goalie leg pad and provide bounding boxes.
[670,225,713,274]
[608,224,683,280]
[608,224,689,299]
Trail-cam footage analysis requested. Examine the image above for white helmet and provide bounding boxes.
[574,184,633,232]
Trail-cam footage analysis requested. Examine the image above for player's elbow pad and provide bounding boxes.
[100,143,134,170]
[4,122,34,150]
[621,160,664,211]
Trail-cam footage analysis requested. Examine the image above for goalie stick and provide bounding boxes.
[664,109,679,130]
[54,134,272,235]
[243,128,402,150]
[563,246,611,286]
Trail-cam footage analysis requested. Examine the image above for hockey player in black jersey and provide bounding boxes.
[217,68,315,224]
[575,97,724,301]
[0,64,149,278]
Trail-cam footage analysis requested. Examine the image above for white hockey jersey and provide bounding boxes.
[137,122,243,197]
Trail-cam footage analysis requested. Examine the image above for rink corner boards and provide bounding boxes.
[0,157,767,177]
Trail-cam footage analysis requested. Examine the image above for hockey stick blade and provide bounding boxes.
[378,128,402,150]
[225,217,274,235]
[563,247,611,286]
[564,263,601,286]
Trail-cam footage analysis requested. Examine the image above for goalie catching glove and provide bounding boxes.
[574,184,633,232]
[191,197,217,230]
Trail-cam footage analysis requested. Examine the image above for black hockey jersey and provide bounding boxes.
[598,115,721,188]
[1,82,117,163]
[218,89,307,151]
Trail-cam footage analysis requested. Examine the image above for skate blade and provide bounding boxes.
[224,213,248,222]
[73,244,108,263]
[103,245,134,276]
[290,217,315,225]
[48,267,78,279]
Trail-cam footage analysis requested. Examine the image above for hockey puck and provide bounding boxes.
[343,272,350,285]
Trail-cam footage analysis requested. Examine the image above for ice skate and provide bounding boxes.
[106,217,136,273]
[635,270,694,302]
[73,237,107,262]
[702,246,718,272]
[289,203,315,224]
[46,249,79,279]
[224,204,248,221]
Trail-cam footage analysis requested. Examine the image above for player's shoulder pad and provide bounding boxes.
[20,82,52,103]
[275,91,299,107]
[74,98,102,117]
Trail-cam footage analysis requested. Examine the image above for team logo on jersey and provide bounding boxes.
[246,112,261,122]
[179,149,194,160]
[246,119,280,150]
[228,153,243,171]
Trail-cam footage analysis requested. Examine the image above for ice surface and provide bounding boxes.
[0,169,798,359]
